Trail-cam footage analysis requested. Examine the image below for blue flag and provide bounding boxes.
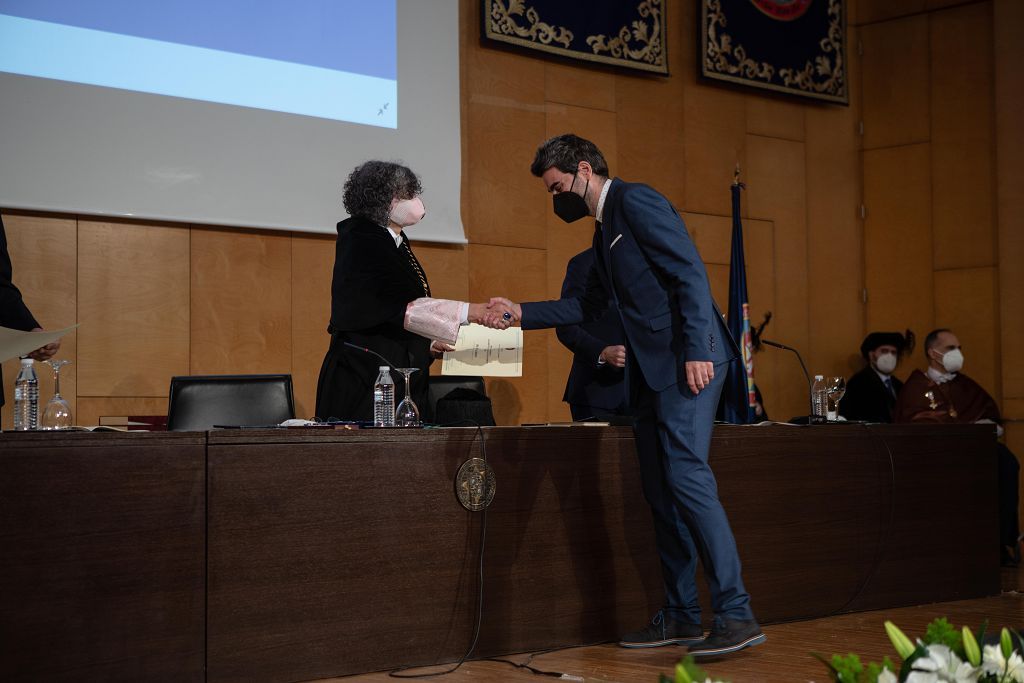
[720,182,756,424]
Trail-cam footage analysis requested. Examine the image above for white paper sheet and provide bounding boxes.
[0,324,78,363]
[442,323,522,377]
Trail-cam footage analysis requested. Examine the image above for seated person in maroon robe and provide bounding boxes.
[894,328,1020,565]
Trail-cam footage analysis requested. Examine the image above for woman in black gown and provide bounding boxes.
[315,161,452,421]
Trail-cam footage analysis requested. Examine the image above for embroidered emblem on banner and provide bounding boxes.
[701,0,848,104]
[750,0,812,21]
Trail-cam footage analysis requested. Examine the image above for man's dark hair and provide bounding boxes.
[530,134,610,178]
[923,328,952,358]
[343,160,422,227]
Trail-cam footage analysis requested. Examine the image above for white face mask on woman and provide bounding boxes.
[389,197,425,227]
[874,352,898,375]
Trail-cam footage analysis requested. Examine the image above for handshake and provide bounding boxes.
[468,297,522,330]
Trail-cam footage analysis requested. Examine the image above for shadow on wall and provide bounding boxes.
[486,379,522,426]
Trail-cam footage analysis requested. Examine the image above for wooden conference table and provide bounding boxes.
[0,423,1000,682]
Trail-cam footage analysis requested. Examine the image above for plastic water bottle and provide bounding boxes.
[811,374,828,423]
[373,366,395,427]
[14,357,39,431]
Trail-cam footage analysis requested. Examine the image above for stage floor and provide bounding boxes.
[328,565,1023,683]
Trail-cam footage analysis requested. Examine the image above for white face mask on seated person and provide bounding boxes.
[874,352,898,375]
[389,197,426,228]
[940,348,964,374]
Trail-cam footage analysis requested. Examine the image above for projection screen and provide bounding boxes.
[0,0,465,243]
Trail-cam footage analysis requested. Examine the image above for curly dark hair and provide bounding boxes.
[530,133,609,178]
[342,160,423,226]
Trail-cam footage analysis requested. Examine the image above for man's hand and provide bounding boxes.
[488,297,521,322]
[27,328,60,361]
[468,298,521,329]
[600,345,626,368]
[469,301,510,329]
[685,360,714,395]
[430,340,455,359]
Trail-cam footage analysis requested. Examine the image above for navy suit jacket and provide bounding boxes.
[555,248,626,412]
[523,179,738,393]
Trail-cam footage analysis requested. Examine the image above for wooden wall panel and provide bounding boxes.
[0,214,77,430]
[745,136,808,422]
[743,219,779,420]
[683,85,747,217]
[462,0,546,249]
[544,62,616,112]
[930,2,995,271]
[856,0,927,24]
[189,228,292,377]
[863,144,933,341]
[614,69,686,201]
[746,98,806,142]
[861,15,930,149]
[934,267,1000,402]
[464,100,548,249]
[77,220,189,397]
[289,234,334,419]
[806,68,865,380]
[995,0,1024,403]
[468,244,548,426]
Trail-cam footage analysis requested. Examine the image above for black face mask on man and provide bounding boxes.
[552,170,590,223]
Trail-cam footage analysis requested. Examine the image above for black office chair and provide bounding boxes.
[427,375,493,426]
[166,374,295,431]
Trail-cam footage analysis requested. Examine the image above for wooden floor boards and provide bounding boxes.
[325,566,1023,683]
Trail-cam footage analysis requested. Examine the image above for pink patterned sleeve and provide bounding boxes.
[404,297,462,345]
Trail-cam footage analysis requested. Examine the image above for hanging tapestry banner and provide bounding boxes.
[482,0,668,75]
[701,0,848,104]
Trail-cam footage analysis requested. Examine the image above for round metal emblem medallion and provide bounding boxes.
[455,458,495,511]
[749,0,813,21]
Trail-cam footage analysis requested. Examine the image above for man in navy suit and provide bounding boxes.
[491,134,763,657]
[555,247,628,421]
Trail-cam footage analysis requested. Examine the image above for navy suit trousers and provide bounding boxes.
[630,359,753,623]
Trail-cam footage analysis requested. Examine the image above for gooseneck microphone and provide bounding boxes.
[760,339,815,420]
[342,341,397,369]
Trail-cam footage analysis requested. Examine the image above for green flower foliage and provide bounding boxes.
[824,653,896,683]
[924,617,966,658]
[659,655,722,683]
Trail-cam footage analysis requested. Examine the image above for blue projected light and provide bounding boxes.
[0,1,397,127]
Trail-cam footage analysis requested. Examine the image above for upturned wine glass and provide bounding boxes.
[394,367,421,427]
[826,376,847,421]
[42,359,73,430]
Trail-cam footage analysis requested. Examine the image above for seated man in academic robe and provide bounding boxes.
[893,328,1020,566]
[840,330,913,423]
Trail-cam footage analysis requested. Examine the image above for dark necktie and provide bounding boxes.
[400,238,430,297]
[883,377,896,399]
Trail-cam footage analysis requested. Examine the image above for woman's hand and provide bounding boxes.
[430,340,455,359]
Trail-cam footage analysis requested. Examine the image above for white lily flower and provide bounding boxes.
[982,644,1024,682]
[877,668,899,683]
[906,644,979,683]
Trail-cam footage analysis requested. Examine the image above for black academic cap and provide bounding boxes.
[860,330,915,358]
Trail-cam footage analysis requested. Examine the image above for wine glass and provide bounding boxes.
[394,367,421,427]
[826,376,847,421]
[42,359,73,430]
